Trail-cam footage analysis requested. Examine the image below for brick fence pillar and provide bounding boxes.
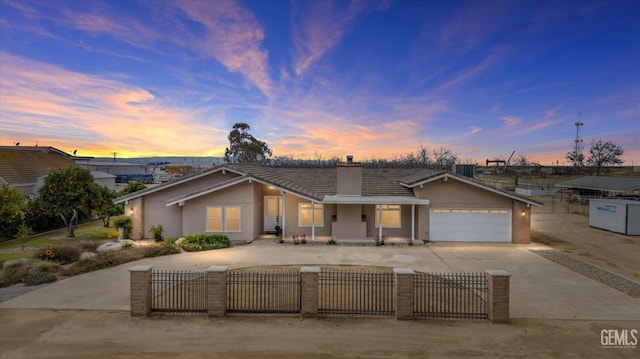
[394,268,415,320]
[300,266,321,318]
[207,266,229,317]
[129,265,153,317]
[486,269,511,323]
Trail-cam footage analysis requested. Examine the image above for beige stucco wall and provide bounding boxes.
[332,204,366,239]
[283,195,333,238]
[336,164,362,195]
[181,181,256,241]
[139,171,242,239]
[413,177,530,243]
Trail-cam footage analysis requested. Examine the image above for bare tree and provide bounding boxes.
[587,140,624,176]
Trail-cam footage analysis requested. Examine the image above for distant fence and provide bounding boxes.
[129,265,510,323]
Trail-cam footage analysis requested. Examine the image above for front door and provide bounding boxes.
[264,196,283,233]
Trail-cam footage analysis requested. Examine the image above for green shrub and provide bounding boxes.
[179,234,230,252]
[65,253,122,275]
[35,244,81,264]
[122,241,135,249]
[142,243,180,257]
[114,216,133,238]
[149,224,164,242]
[23,271,57,286]
[0,264,21,287]
[327,238,337,245]
[164,237,178,245]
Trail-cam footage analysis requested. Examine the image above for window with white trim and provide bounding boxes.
[298,203,323,227]
[375,205,401,228]
[207,206,241,232]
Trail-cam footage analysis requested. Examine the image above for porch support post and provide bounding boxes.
[311,201,316,241]
[378,204,383,241]
[411,204,415,244]
[281,192,286,238]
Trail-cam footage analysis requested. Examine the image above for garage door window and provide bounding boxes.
[375,205,401,228]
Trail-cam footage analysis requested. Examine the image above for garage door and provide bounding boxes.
[430,209,511,242]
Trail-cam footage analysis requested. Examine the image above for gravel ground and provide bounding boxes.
[532,249,640,298]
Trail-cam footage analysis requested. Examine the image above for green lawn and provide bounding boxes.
[0,220,116,267]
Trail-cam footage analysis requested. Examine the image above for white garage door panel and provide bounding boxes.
[430,209,511,242]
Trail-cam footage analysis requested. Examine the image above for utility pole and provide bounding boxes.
[112,152,118,162]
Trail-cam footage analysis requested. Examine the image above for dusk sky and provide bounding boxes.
[1,0,638,165]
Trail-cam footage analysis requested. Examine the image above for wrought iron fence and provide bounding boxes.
[414,272,487,319]
[227,269,301,315]
[318,268,395,317]
[151,270,207,314]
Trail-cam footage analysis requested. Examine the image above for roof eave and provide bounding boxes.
[402,173,543,207]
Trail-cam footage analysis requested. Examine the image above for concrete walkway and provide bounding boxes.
[1,242,638,320]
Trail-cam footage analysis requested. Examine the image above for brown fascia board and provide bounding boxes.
[400,172,543,207]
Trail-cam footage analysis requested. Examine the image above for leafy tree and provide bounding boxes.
[38,167,101,237]
[0,185,26,240]
[119,181,147,196]
[95,186,123,227]
[224,122,272,163]
[587,140,624,176]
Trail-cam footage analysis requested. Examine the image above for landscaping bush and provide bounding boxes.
[23,271,57,286]
[0,261,62,287]
[36,244,81,264]
[65,253,122,276]
[149,224,164,242]
[0,263,22,288]
[114,216,132,238]
[142,243,181,257]
[178,234,230,252]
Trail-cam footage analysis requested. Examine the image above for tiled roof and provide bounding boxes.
[555,176,640,192]
[0,147,77,186]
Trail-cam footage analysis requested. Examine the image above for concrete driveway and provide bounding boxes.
[1,242,638,320]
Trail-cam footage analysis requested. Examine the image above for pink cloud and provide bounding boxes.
[500,116,521,127]
[291,0,371,76]
[0,53,228,157]
[175,0,272,97]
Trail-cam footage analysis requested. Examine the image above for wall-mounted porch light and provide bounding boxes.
[521,209,526,217]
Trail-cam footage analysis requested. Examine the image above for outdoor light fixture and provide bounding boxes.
[130,207,134,215]
[521,210,526,217]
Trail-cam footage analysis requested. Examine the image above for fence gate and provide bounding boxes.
[413,272,488,319]
[227,269,301,315]
[151,270,207,314]
[319,268,395,317]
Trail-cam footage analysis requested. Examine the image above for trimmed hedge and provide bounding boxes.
[179,234,231,252]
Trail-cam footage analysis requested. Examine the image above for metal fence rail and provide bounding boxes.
[319,269,395,317]
[227,269,301,315]
[414,272,487,319]
[151,270,207,314]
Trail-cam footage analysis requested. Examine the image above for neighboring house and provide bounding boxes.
[0,146,78,195]
[555,176,640,198]
[114,159,542,244]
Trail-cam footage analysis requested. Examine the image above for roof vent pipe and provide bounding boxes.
[346,155,353,164]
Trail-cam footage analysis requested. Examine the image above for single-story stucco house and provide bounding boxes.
[114,159,542,244]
